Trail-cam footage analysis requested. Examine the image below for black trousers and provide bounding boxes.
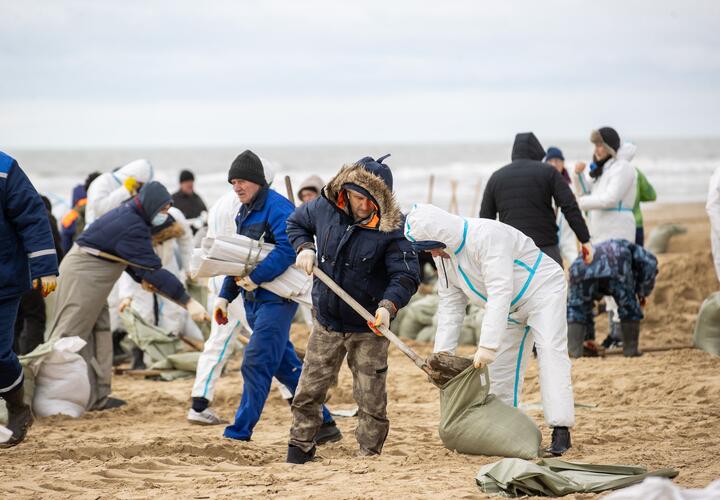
[539,244,563,269]
[13,288,46,356]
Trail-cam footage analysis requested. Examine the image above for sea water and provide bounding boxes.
[11,138,719,220]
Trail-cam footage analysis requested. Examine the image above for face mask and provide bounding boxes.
[151,212,169,226]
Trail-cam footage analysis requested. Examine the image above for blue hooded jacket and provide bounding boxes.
[219,185,297,303]
[0,152,59,300]
[76,181,190,304]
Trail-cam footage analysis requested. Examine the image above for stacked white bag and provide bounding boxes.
[191,234,313,307]
[32,337,91,417]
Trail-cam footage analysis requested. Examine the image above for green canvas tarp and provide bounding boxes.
[475,457,678,497]
[121,309,182,365]
[439,365,541,460]
[693,292,720,356]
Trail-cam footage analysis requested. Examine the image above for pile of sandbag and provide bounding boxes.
[393,293,483,346]
[190,234,312,307]
[694,292,720,356]
[438,360,541,459]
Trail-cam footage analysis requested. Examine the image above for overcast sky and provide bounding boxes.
[1,1,718,148]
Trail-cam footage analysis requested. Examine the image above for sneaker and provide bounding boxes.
[314,421,343,445]
[187,407,227,425]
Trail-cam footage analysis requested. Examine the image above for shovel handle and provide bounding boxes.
[312,266,432,376]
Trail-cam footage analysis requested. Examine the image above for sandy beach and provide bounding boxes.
[1,203,718,499]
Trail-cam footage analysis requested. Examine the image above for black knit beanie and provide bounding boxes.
[591,127,621,156]
[228,150,266,185]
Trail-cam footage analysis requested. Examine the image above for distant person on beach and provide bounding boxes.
[296,175,324,204]
[632,168,657,247]
[0,151,59,447]
[567,239,657,358]
[208,151,338,442]
[46,182,208,411]
[480,132,592,268]
[405,203,575,456]
[14,195,64,356]
[708,166,720,283]
[171,169,207,234]
[85,159,154,225]
[60,172,101,253]
[286,155,420,463]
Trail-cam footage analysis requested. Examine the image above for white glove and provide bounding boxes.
[235,275,258,291]
[368,307,391,336]
[473,346,497,369]
[213,298,229,325]
[186,298,210,322]
[118,297,132,313]
[296,248,316,275]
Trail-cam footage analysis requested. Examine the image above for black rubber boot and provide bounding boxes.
[621,320,642,357]
[286,444,316,464]
[567,323,586,359]
[545,426,571,456]
[314,420,343,445]
[0,383,33,448]
[130,347,146,370]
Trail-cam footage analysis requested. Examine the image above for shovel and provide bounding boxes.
[312,266,470,387]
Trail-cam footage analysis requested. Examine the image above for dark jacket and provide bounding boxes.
[76,182,190,304]
[287,158,420,332]
[171,191,207,220]
[0,152,59,300]
[219,186,297,304]
[480,132,590,248]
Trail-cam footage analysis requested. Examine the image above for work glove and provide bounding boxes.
[473,346,497,369]
[295,248,316,275]
[235,275,258,292]
[213,298,229,325]
[367,306,391,336]
[581,242,593,265]
[33,275,57,297]
[574,161,587,174]
[638,295,647,308]
[118,297,132,313]
[186,298,210,322]
[123,176,141,195]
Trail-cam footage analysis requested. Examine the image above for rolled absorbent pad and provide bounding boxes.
[190,235,312,307]
[438,365,542,459]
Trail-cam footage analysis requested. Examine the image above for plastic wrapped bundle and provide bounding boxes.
[191,234,312,307]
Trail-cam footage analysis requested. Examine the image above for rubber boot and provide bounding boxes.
[567,323,586,359]
[621,320,642,357]
[130,347,146,370]
[286,444,316,464]
[0,383,33,448]
[314,420,343,445]
[545,426,571,456]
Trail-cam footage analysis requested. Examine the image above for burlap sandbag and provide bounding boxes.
[646,224,686,254]
[693,292,720,356]
[439,365,541,459]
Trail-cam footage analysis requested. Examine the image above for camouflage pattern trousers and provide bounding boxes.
[289,321,390,455]
[567,277,643,328]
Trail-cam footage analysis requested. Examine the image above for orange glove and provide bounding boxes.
[581,242,594,265]
[34,276,57,297]
[213,298,229,325]
[367,307,391,336]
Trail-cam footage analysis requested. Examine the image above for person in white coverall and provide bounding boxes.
[708,166,720,283]
[573,127,637,347]
[404,203,576,456]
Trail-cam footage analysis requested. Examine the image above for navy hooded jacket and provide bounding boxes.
[0,152,59,300]
[287,157,420,333]
[76,181,190,304]
[219,185,297,303]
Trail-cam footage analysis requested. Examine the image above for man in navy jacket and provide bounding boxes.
[286,155,420,463]
[46,181,208,410]
[210,150,337,442]
[0,152,59,447]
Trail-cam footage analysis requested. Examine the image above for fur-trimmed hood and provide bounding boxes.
[323,162,402,233]
[152,221,185,245]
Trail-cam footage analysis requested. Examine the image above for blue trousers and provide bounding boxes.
[0,296,23,394]
[223,299,332,440]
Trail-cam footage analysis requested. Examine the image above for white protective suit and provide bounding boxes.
[405,204,575,428]
[707,166,720,283]
[85,158,154,224]
[574,143,637,244]
[191,191,251,401]
[117,207,201,339]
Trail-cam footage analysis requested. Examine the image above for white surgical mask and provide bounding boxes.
[151,212,169,226]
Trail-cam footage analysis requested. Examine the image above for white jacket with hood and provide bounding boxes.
[86,159,154,224]
[574,143,637,244]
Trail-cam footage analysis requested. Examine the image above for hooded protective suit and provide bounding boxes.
[574,144,637,244]
[405,204,574,428]
[708,166,720,282]
[296,175,324,202]
[86,159,154,224]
